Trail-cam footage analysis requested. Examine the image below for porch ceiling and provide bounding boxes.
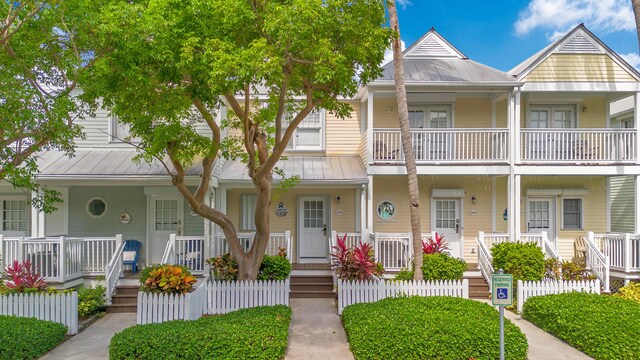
[36,150,202,177]
[219,157,367,184]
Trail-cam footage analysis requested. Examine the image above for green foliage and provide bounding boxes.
[109,305,291,360]
[492,242,545,282]
[523,292,640,359]
[206,253,238,281]
[394,253,466,281]
[258,255,292,281]
[207,253,292,281]
[139,265,196,294]
[342,296,528,360]
[545,259,595,281]
[0,315,67,359]
[615,282,640,303]
[78,285,106,317]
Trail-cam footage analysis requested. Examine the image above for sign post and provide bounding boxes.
[492,269,513,360]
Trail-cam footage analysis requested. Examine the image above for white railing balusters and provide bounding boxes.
[215,232,292,260]
[105,238,125,305]
[586,232,610,293]
[476,234,494,289]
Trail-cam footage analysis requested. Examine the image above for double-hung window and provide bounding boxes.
[286,110,324,150]
[528,105,576,129]
[240,194,257,231]
[2,198,28,236]
[562,198,582,229]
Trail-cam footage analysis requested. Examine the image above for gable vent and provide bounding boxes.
[558,33,601,54]
[410,36,457,58]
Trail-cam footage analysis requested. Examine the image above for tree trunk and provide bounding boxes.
[633,0,640,51]
[387,0,423,280]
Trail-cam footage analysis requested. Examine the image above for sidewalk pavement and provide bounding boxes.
[286,298,354,360]
[503,309,593,359]
[41,313,136,360]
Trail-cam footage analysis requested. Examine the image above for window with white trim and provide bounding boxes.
[2,199,28,234]
[286,110,324,150]
[528,105,576,128]
[562,198,582,229]
[408,105,452,129]
[240,194,257,231]
[110,116,141,143]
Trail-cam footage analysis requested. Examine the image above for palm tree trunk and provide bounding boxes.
[633,0,640,51]
[387,0,423,280]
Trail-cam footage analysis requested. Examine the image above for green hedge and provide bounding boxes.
[492,242,544,282]
[395,253,467,281]
[0,316,67,359]
[110,305,291,359]
[342,296,528,360]
[523,292,640,360]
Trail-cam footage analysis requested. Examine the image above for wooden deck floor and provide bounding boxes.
[292,263,331,270]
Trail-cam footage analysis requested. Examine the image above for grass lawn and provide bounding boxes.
[0,315,67,359]
[523,292,640,360]
[109,305,291,359]
[342,296,528,360]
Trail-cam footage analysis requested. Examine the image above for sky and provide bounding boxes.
[390,0,640,72]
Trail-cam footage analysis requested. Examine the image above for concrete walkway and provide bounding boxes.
[286,298,353,360]
[41,314,136,360]
[503,310,593,360]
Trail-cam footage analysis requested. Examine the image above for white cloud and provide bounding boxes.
[382,40,406,67]
[621,52,640,70]
[514,0,635,41]
[395,0,412,8]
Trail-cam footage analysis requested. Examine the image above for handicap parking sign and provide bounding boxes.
[491,274,513,306]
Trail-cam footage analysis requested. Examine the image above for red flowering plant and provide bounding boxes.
[422,232,449,254]
[2,259,47,293]
[330,233,383,280]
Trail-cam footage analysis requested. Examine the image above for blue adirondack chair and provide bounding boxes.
[178,239,203,271]
[122,240,142,273]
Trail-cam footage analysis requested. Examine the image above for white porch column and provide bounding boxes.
[367,175,373,235]
[359,185,367,236]
[635,92,640,163]
[508,173,521,241]
[507,92,515,165]
[30,192,45,237]
[513,90,521,165]
[635,176,640,234]
[366,91,374,165]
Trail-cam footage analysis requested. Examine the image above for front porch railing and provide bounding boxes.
[372,128,509,163]
[215,232,292,261]
[585,232,611,292]
[370,232,435,272]
[105,240,125,304]
[521,129,636,163]
[590,232,640,273]
[161,235,208,274]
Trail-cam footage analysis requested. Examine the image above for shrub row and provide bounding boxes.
[342,296,528,360]
[523,292,640,360]
[491,241,544,282]
[0,316,67,359]
[109,305,292,359]
[395,253,467,281]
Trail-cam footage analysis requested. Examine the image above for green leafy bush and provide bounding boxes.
[492,242,544,282]
[615,282,640,303]
[545,259,594,281]
[206,253,292,281]
[258,255,292,280]
[394,253,466,281]
[78,285,106,317]
[0,315,67,359]
[140,265,196,294]
[523,292,640,359]
[342,296,528,360]
[109,305,291,359]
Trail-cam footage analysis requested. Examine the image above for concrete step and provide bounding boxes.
[290,290,336,299]
[290,275,333,285]
[111,294,138,305]
[291,283,334,292]
[106,303,137,313]
[114,285,140,296]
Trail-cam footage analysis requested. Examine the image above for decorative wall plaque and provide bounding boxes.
[275,202,288,217]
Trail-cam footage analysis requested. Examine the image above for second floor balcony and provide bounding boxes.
[371,128,637,165]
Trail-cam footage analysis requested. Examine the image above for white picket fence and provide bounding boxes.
[207,279,290,314]
[137,279,208,325]
[0,292,78,334]
[337,279,469,315]
[516,279,601,313]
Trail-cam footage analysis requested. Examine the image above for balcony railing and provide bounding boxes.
[372,128,509,164]
[521,129,636,163]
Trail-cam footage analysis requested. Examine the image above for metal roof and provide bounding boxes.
[610,96,634,118]
[376,58,516,84]
[219,157,367,184]
[36,149,201,177]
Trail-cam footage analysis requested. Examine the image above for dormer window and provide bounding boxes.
[110,116,141,143]
[286,110,324,150]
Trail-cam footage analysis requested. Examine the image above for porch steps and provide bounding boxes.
[106,285,139,313]
[290,275,335,299]
[466,275,490,299]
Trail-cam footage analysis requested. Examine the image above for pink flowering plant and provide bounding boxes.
[422,232,449,254]
[330,233,383,280]
[1,259,47,293]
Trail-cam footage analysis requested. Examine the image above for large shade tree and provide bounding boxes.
[81,0,392,280]
[1,0,99,211]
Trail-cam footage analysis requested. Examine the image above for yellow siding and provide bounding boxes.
[372,97,398,128]
[495,176,508,233]
[496,99,508,128]
[373,175,495,263]
[524,54,636,82]
[227,187,358,262]
[520,176,607,260]
[578,97,606,128]
[454,97,492,128]
[325,101,362,156]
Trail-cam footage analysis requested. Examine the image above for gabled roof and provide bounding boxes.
[375,28,517,85]
[509,24,640,81]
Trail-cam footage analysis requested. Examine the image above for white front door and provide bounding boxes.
[150,196,184,264]
[527,198,555,244]
[432,199,462,259]
[298,197,328,260]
